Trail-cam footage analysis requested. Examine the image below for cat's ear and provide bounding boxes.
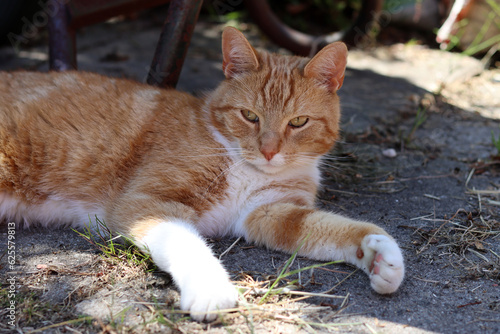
[304,42,348,92]
[222,27,260,79]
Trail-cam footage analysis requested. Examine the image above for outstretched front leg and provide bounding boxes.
[107,200,238,322]
[243,203,404,294]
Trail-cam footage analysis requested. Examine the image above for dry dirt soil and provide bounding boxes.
[0,10,499,334]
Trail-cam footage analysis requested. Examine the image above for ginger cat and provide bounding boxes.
[0,27,404,321]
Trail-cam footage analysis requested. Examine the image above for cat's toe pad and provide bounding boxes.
[181,277,237,322]
[361,234,404,294]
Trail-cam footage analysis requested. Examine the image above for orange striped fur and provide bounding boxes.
[0,27,404,321]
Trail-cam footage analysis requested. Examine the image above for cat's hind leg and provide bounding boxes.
[242,203,404,294]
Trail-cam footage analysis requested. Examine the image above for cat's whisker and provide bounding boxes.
[319,160,351,172]
[291,156,316,163]
[201,158,247,198]
[176,153,241,158]
[321,154,354,161]
[321,158,344,163]
[294,153,319,160]
[286,154,344,172]
[204,147,243,150]
[176,147,247,159]
[318,162,342,171]
[287,157,319,169]
[319,159,345,168]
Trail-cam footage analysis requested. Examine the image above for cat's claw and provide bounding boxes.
[180,276,238,322]
[360,234,404,294]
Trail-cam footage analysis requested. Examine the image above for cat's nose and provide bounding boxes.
[260,131,280,161]
[260,148,277,161]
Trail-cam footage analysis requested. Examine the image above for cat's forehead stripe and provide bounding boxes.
[256,53,304,114]
[260,51,305,72]
[258,72,292,115]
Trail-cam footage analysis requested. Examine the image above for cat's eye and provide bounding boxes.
[288,116,309,128]
[241,110,259,123]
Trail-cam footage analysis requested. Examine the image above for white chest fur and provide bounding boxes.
[197,124,321,237]
[196,160,320,238]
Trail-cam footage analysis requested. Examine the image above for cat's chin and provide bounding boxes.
[248,160,288,175]
[254,164,287,174]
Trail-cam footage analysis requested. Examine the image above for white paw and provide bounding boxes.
[180,275,238,322]
[360,234,405,294]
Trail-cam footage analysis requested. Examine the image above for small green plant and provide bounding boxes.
[258,235,341,304]
[73,217,155,271]
[405,38,420,46]
[144,297,190,329]
[405,107,428,145]
[0,287,9,308]
[492,128,500,156]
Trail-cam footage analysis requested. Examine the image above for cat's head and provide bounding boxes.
[207,27,347,174]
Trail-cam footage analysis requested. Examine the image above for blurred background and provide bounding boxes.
[1,0,499,65]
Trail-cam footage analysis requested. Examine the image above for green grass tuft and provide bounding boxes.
[72,216,156,272]
[404,107,428,146]
[492,128,500,156]
[258,234,341,304]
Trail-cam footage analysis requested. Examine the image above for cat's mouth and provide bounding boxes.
[247,155,288,174]
[254,163,286,174]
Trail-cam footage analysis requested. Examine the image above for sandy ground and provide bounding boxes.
[1,8,499,334]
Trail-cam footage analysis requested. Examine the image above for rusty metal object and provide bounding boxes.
[48,0,77,71]
[48,0,203,87]
[48,0,169,71]
[244,0,384,56]
[67,0,168,29]
[147,0,203,88]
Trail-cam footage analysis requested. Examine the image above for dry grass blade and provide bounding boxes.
[416,208,467,254]
[414,208,500,279]
[219,236,242,259]
[465,168,500,195]
[225,251,361,331]
[486,199,500,206]
[26,317,94,334]
[468,189,500,195]
[241,286,346,300]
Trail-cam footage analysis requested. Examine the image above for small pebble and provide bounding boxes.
[492,74,500,83]
[382,148,397,158]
